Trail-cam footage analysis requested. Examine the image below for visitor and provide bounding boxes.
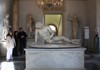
[17,28,27,55]
[13,31,18,56]
[6,31,16,61]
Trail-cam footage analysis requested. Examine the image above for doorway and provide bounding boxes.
[45,14,62,36]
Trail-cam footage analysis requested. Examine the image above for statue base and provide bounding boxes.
[24,47,86,70]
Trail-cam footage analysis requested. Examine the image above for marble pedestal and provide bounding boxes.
[0,41,7,56]
[25,44,86,70]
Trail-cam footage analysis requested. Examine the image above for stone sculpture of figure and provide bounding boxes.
[2,14,11,40]
[35,22,77,44]
[71,14,79,39]
[27,14,35,38]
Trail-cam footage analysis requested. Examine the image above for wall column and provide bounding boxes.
[13,0,19,31]
[96,0,100,53]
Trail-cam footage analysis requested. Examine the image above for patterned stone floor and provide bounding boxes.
[0,54,99,70]
[85,54,100,70]
[0,55,25,70]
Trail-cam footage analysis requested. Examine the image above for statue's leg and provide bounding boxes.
[52,36,62,41]
[61,36,72,42]
[52,36,68,41]
[4,29,7,40]
[52,36,74,44]
[28,27,31,38]
[44,39,53,43]
[2,28,4,40]
[29,27,33,38]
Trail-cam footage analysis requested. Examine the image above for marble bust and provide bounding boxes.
[35,22,78,44]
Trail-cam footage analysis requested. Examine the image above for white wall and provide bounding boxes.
[19,0,43,31]
[64,0,87,38]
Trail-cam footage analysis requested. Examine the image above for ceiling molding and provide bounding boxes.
[19,0,35,1]
[19,0,87,1]
[66,0,87,1]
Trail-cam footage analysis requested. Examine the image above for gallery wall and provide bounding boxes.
[96,0,100,53]
[63,0,87,39]
[19,0,87,39]
[87,0,96,52]
[19,0,43,32]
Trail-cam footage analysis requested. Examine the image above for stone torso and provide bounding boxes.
[38,26,51,40]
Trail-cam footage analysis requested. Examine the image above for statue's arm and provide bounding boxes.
[48,27,55,39]
[35,29,38,42]
[3,19,6,27]
[3,18,11,28]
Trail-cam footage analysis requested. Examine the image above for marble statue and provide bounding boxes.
[27,14,35,38]
[35,22,77,44]
[71,14,79,39]
[2,14,11,40]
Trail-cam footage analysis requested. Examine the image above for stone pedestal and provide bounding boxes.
[0,41,7,56]
[25,45,86,70]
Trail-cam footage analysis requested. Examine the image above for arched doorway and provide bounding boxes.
[45,14,62,36]
[48,24,58,36]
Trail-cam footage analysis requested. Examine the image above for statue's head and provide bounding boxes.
[73,14,77,19]
[27,14,32,18]
[9,31,13,35]
[5,14,9,18]
[19,27,23,32]
[36,22,44,29]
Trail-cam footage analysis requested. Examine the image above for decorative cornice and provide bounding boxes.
[66,0,87,1]
[19,0,86,1]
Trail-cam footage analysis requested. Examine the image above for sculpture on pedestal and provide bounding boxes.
[68,14,81,45]
[26,14,35,38]
[71,14,79,39]
[35,22,78,44]
[2,14,11,40]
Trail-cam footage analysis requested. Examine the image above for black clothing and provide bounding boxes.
[17,31,27,55]
[94,34,99,53]
[13,31,18,56]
